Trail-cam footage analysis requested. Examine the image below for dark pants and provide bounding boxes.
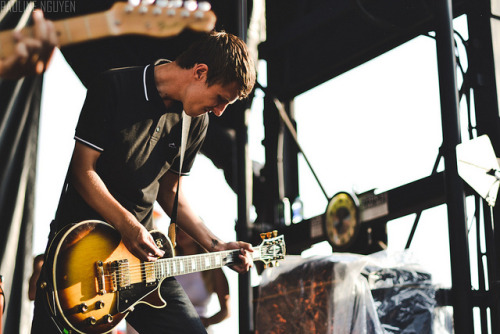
[31,275,206,334]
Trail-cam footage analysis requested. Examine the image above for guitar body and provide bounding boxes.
[43,219,285,334]
[47,220,174,334]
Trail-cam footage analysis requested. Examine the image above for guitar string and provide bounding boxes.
[68,239,279,292]
[99,250,242,280]
[97,245,270,286]
[100,253,239,287]
[105,245,264,275]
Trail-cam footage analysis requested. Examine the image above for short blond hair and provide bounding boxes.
[176,31,256,99]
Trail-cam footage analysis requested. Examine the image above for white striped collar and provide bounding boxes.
[143,64,150,101]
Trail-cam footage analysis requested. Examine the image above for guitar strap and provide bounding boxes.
[168,111,191,247]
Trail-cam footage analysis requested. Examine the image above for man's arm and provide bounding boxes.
[70,141,164,262]
[157,171,253,273]
[0,10,57,79]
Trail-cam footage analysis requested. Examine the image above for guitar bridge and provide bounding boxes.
[110,259,131,291]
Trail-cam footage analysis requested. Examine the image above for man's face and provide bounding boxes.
[182,65,240,117]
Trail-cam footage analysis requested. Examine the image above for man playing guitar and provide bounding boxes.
[31,30,256,334]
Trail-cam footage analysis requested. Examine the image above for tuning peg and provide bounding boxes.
[184,0,198,11]
[194,1,210,18]
[260,233,267,240]
[153,6,162,15]
[197,1,211,12]
[127,0,140,7]
[170,0,183,8]
[156,0,168,7]
[125,0,139,12]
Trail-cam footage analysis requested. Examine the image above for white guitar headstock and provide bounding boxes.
[109,0,216,38]
[258,231,286,268]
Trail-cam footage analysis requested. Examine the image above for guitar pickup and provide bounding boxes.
[95,261,106,295]
[142,262,156,286]
[110,259,131,291]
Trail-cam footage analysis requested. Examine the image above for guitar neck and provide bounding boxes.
[0,11,111,60]
[153,246,264,278]
[0,3,217,61]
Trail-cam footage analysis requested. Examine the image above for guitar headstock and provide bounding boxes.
[107,1,216,38]
[257,231,286,268]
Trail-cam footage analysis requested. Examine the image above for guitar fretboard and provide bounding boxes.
[149,246,262,279]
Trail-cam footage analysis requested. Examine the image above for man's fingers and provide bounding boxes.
[14,42,29,63]
[32,10,48,42]
[21,38,43,57]
[133,244,161,262]
[45,20,58,52]
[144,235,165,258]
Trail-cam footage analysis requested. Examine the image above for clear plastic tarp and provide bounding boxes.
[255,250,453,334]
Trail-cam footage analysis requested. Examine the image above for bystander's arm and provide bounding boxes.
[0,10,57,80]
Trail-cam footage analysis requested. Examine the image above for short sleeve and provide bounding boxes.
[74,73,114,152]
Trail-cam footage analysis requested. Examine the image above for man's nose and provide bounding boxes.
[213,104,227,117]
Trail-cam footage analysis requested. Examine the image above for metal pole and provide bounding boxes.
[236,106,253,334]
[435,0,474,333]
[467,0,500,331]
[235,1,253,333]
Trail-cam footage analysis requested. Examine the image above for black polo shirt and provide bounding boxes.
[54,62,208,230]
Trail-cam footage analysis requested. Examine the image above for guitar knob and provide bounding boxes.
[86,317,97,326]
[260,233,266,240]
[104,314,114,323]
[266,232,272,239]
[78,303,88,313]
[273,230,278,237]
[95,300,105,309]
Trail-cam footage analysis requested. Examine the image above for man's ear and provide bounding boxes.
[193,63,208,81]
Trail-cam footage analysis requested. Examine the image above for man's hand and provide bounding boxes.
[222,241,254,274]
[0,10,57,79]
[118,219,165,262]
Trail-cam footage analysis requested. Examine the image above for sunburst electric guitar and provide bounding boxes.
[42,220,286,334]
[0,1,216,60]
